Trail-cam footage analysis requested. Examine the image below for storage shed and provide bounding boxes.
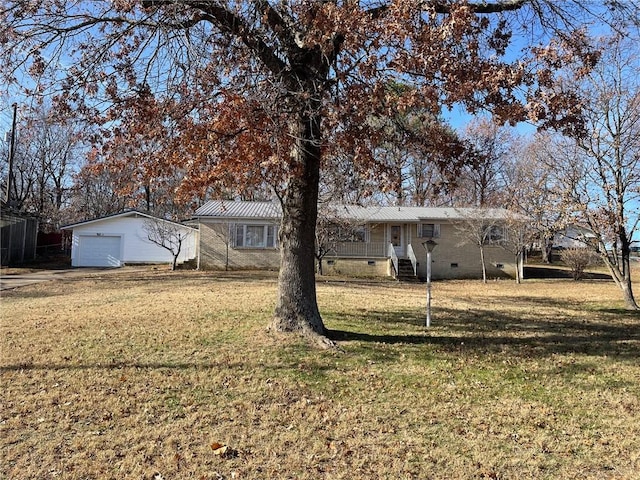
[62,210,197,267]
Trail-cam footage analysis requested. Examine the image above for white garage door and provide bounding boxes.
[77,235,122,267]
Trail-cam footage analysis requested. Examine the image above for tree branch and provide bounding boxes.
[143,0,288,76]
[366,0,528,18]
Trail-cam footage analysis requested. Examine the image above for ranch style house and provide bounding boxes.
[192,200,518,280]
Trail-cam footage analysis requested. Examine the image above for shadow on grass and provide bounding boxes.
[327,302,640,360]
[0,358,338,387]
[0,360,250,372]
[92,269,279,286]
[524,265,613,280]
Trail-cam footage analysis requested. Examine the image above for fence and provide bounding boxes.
[1,211,38,265]
[327,241,387,258]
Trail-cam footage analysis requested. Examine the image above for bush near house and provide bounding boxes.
[560,248,599,280]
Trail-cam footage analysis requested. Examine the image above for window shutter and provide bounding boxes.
[266,225,275,248]
[235,224,244,247]
[228,224,236,247]
[434,224,441,238]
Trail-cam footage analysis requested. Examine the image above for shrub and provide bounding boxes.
[560,248,597,280]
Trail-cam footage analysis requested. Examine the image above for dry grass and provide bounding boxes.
[1,267,639,479]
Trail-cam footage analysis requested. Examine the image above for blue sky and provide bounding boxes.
[1,3,637,243]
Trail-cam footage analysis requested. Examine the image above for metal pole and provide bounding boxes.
[5,103,18,205]
[426,250,432,327]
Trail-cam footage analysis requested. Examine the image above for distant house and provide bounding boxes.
[192,200,518,280]
[553,225,597,249]
[62,210,197,268]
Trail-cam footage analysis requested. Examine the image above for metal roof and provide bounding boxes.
[61,210,197,230]
[194,201,512,222]
[194,200,282,219]
[332,205,511,222]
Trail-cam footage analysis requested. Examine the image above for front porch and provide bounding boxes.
[324,240,420,281]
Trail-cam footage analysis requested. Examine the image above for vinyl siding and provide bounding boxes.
[70,216,196,267]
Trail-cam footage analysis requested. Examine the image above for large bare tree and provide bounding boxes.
[546,34,639,309]
[2,0,638,344]
[503,133,566,264]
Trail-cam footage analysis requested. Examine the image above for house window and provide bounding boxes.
[418,223,441,238]
[352,226,367,242]
[330,224,367,242]
[234,224,278,248]
[487,225,506,244]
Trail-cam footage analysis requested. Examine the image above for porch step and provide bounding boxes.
[396,258,419,282]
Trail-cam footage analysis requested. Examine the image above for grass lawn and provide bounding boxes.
[1,267,639,479]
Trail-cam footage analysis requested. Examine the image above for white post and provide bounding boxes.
[422,239,437,328]
[426,250,432,328]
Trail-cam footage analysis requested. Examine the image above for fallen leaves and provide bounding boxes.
[211,442,239,459]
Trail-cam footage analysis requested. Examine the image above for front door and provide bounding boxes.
[390,225,404,257]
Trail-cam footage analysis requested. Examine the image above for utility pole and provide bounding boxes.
[5,103,18,205]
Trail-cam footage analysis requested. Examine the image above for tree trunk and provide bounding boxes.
[480,245,487,283]
[514,252,522,284]
[270,108,334,347]
[620,279,637,310]
[604,254,639,310]
[541,237,553,264]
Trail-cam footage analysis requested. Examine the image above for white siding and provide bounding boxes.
[76,235,122,267]
[70,215,196,267]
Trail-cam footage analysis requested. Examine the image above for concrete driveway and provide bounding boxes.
[0,268,114,291]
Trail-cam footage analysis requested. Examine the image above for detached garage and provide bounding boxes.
[63,210,197,268]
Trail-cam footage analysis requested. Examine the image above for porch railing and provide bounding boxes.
[407,243,418,276]
[388,242,398,277]
[327,241,387,258]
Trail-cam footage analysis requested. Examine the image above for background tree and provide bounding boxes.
[142,217,194,271]
[1,104,82,230]
[541,34,639,309]
[208,221,234,271]
[315,204,366,276]
[453,209,505,283]
[500,214,532,284]
[3,1,638,344]
[68,160,134,222]
[362,85,467,207]
[455,118,511,207]
[1,132,36,211]
[503,133,566,263]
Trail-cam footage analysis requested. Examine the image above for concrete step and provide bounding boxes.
[396,259,418,282]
